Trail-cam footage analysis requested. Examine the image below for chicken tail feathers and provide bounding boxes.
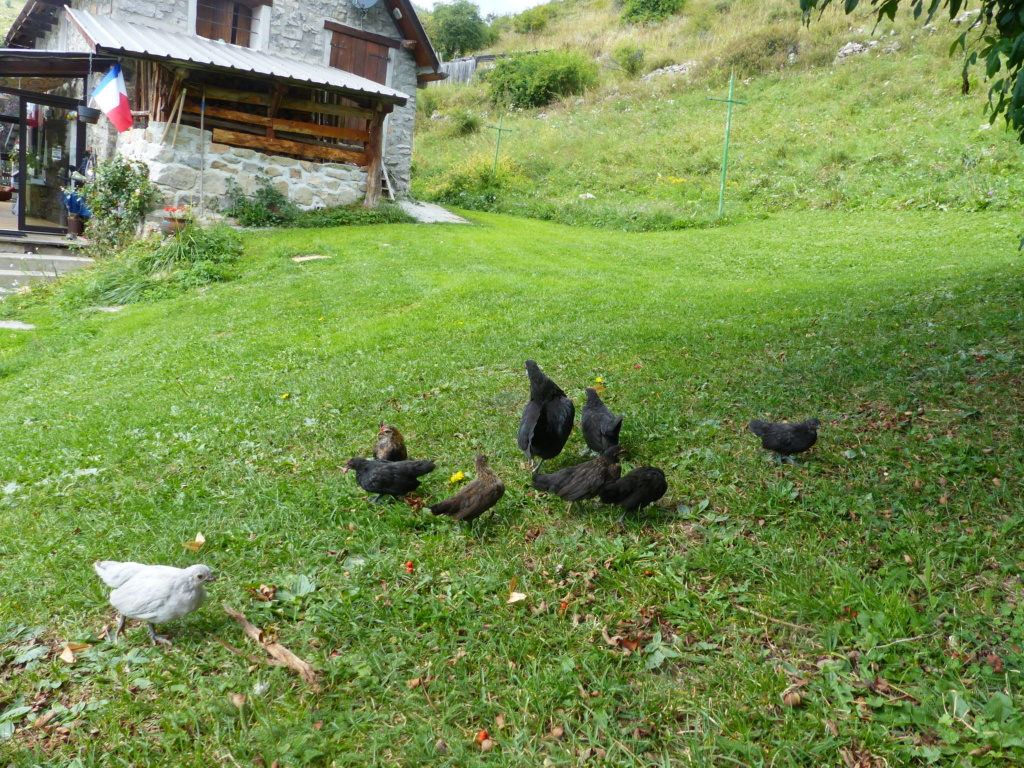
[531,473,559,493]
[747,419,771,437]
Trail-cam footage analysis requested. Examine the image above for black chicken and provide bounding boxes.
[600,467,668,519]
[345,457,436,502]
[532,445,623,511]
[581,387,623,454]
[517,360,575,472]
[429,454,505,522]
[373,423,408,462]
[747,418,821,465]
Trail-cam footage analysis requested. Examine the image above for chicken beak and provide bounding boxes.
[342,466,350,474]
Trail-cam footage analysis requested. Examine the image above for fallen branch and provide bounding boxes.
[733,603,822,645]
[871,633,934,651]
[210,634,285,668]
[223,605,321,689]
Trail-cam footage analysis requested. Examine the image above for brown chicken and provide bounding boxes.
[532,445,624,511]
[373,423,408,462]
[429,454,505,522]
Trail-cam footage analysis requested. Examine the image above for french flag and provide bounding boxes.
[90,64,133,132]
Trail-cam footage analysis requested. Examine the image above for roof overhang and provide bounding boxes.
[381,0,443,83]
[3,0,69,49]
[66,8,409,106]
[0,49,120,77]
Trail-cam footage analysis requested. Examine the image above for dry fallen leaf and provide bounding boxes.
[507,592,528,604]
[549,725,565,740]
[229,693,246,709]
[434,738,448,755]
[825,719,839,737]
[182,531,206,551]
[480,738,494,752]
[59,643,91,664]
[32,711,58,729]
[407,677,422,689]
[619,637,641,653]
[495,714,505,730]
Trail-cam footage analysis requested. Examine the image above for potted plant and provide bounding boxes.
[160,204,194,235]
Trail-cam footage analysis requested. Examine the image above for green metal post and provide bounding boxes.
[706,74,746,220]
[491,113,506,176]
[717,74,735,218]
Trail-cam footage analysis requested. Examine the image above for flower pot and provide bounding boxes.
[67,213,85,236]
[160,217,188,235]
[77,106,101,124]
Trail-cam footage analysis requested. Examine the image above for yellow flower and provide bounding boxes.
[281,393,289,399]
[595,377,603,383]
[450,471,466,484]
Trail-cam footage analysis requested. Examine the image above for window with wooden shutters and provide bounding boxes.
[196,0,266,47]
[325,22,397,85]
[325,22,396,137]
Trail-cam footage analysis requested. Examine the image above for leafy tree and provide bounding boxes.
[799,0,1024,143]
[426,0,488,59]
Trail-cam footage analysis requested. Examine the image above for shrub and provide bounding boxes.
[613,44,646,78]
[487,50,598,108]
[82,155,162,254]
[224,176,298,227]
[290,202,414,228]
[622,0,684,25]
[513,6,549,33]
[56,223,243,309]
[717,26,799,79]
[416,87,440,121]
[448,109,484,136]
[425,154,528,209]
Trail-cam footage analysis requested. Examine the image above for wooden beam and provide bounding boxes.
[201,85,377,120]
[212,128,368,165]
[266,84,287,140]
[324,19,401,49]
[183,101,369,143]
[280,96,375,120]
[363,103,385,209]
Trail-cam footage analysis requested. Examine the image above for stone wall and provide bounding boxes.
[43,0,420,196]
[117,123,368,212]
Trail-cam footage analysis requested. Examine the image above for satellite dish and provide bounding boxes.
[351,0,379,9]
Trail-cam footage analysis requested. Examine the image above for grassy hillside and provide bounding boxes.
[0,0,26,40]
[414,0,1024,229]
[1,211,1023,765]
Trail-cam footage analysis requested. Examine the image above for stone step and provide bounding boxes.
[0,252,94,291]
[0,253,94,273]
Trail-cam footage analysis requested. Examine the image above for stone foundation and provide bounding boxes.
[115,123,368,212]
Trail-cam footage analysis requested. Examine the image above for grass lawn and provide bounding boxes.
[1,210,1022,766]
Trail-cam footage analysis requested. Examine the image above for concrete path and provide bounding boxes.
[399,201,470,224]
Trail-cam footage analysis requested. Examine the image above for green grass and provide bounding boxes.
[1,210,1023,766]
[415,0,1024,230]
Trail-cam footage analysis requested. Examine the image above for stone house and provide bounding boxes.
[1,0,443,235]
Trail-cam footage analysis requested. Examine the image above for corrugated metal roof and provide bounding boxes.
[66,8,409,105]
